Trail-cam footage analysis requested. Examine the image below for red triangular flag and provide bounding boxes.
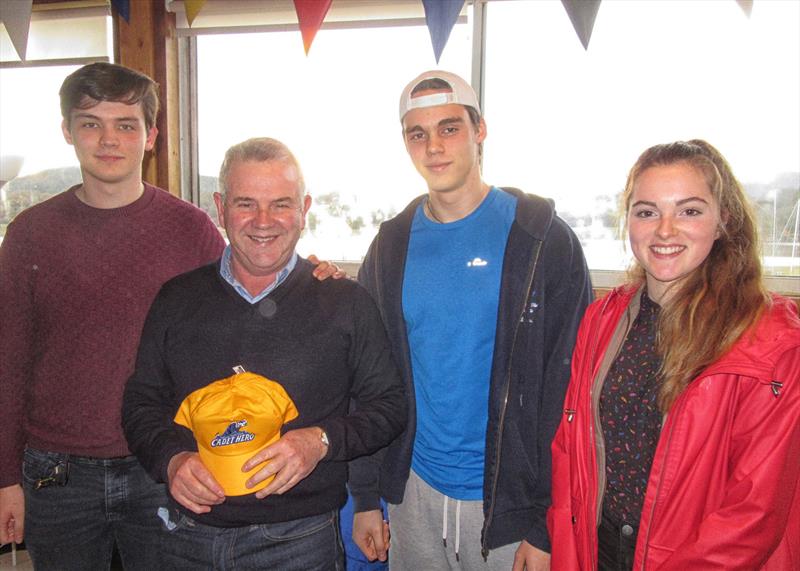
[294,0,332,55]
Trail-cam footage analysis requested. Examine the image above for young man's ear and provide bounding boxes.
[145,126,158,152]
[476,118,487,144]
[61,119,74,145]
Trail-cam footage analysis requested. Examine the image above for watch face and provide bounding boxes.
[321,431,330,446]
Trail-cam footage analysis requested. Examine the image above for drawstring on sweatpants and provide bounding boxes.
[442,495,463,561]
[443,496,448,547]
[454,499,461,561]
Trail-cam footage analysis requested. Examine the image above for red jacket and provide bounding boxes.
[548,286,800,570]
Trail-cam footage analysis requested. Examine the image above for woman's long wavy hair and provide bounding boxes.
[620,140,768,411]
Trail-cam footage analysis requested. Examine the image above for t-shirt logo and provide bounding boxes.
[467,257,488,267]
[211,419,255,447]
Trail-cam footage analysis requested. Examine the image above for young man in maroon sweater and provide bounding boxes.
[0,63,226,570]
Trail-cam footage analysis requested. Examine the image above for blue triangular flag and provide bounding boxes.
[422,0,464,64]
[111,0,130,23]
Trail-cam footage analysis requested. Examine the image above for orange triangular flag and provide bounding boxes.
[185,0,207,27]
[294,0,332,55]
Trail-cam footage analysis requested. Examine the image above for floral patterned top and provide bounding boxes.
[600,290,662,526]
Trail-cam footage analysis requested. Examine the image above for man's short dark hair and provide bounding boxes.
[59,63,160,129]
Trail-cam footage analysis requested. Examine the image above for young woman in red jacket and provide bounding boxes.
[547,139,800,570]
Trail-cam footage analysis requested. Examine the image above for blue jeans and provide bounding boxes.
[22,447,167,571]
[159,507,344,570]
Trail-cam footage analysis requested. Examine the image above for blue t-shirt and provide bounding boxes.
[402,187,517,500]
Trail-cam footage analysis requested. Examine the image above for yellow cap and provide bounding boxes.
[174,371,299,496]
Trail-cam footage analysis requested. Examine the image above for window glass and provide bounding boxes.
[0,65,83,239]
[195,18,472,258]
[1,7,112,241]
[1,6,110,62]
[483,0,799,276]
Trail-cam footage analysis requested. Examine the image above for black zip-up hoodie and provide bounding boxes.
[350,188,592,554]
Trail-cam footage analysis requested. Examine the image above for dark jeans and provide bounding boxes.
[159,507,344,570]
[597,510,637,571]
[22,447,167,571]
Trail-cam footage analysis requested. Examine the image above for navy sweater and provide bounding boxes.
[122,258,406,527]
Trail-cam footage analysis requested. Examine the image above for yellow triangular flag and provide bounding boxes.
[185,0,207,28]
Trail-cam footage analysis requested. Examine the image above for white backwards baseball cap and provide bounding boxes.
[398,70,481,122]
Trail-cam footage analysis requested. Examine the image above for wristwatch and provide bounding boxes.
[320,428,330,448]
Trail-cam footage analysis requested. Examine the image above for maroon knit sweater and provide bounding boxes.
[0,184,225,487]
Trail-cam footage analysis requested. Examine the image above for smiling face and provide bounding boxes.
[402,95,486,196]
[62,100,157,195]
[214,159,311,296]
[628,162,723,303]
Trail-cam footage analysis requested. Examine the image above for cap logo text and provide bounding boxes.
[211,419,255,447]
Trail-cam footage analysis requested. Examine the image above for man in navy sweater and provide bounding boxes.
[122,137,406,570]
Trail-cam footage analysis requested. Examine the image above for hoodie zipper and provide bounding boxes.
[481,240,543,559]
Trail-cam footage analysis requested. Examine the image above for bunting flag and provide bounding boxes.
[0,0,32,60]
[111,0,130,23]
[422,0,464,63]
[736,0,754,18]
[561,0,602,50]
[185,0,208,28]
[294,0,332,55]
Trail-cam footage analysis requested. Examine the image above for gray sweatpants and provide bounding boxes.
[388,470,519,570]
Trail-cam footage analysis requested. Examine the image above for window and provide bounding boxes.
[0,4,112,239]
[181,0,799,284]
[482,0,800,277]
[188,7,472,259]
[0,65,83,237]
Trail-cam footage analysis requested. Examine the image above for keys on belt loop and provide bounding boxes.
[34,461,69,489]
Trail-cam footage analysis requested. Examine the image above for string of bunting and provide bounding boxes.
[1,0,757,62]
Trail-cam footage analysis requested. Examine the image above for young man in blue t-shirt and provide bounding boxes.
[349,70,592,570]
